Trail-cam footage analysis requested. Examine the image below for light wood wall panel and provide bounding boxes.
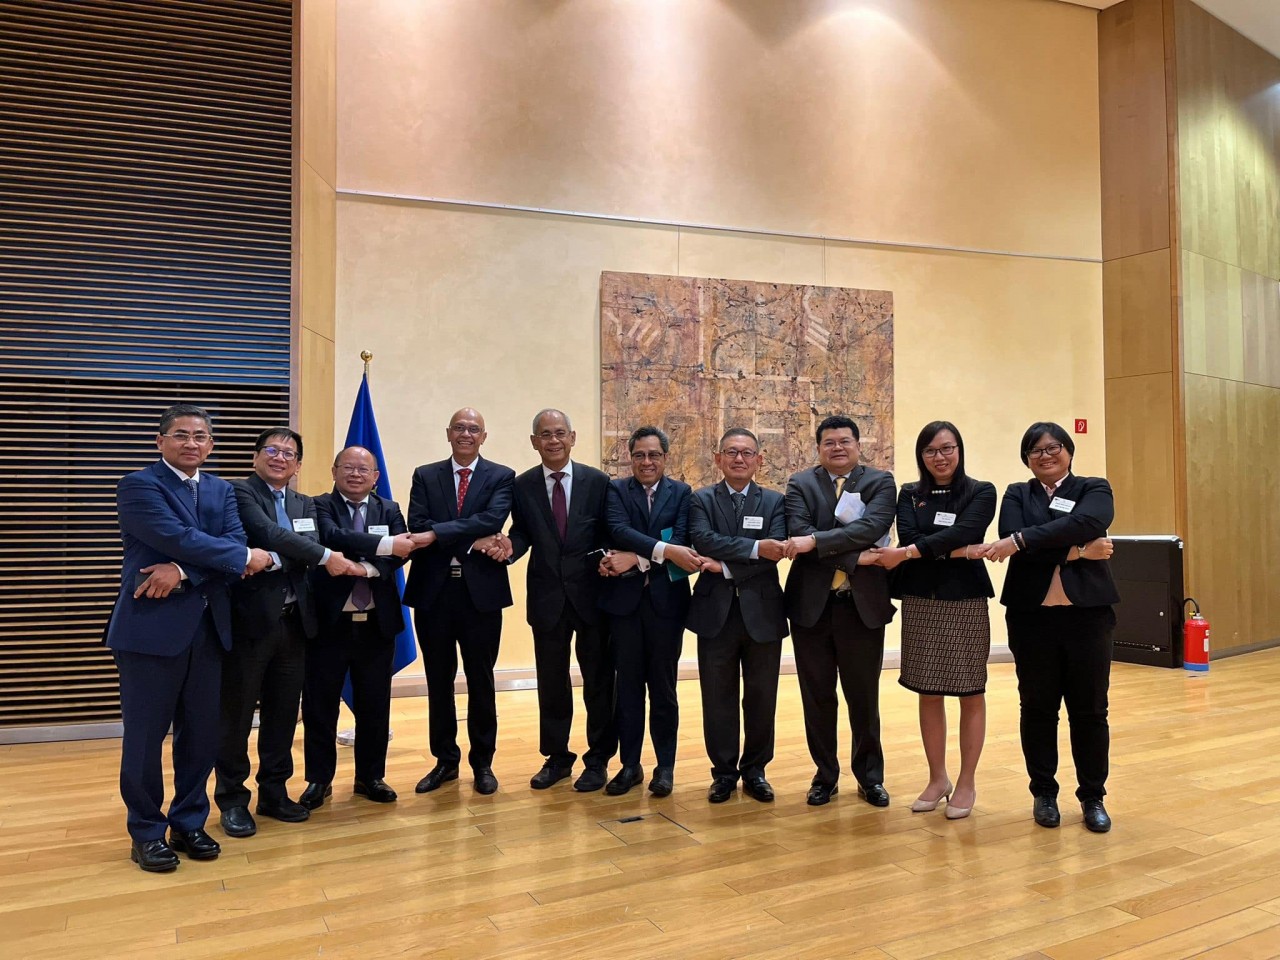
[1175,0,1280,654]
[1183,374,1280,652]
[295,0,337,493]
[336,0,1102,260]
[1103,249,1175,379]
[1098,0,1172,261]
[1103,374,1178,534]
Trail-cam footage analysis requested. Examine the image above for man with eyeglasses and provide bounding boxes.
[106,404,273,872]
[214,428,364,838]
[784,414,897,808]
[404,408,516,796]
[686,428,790,804]
[498,409,616,792]
[598,425,702,797]
[302,446,418,809]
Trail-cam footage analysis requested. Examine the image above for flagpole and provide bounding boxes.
[337,348,395,749]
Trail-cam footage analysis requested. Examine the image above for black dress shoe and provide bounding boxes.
[530,762,573,790]
[648,766,674,798]
[707,776,736,804]
[256,796,310,823]
[1082,799,1112,833]
[415,764,460,794]
[131,838,179,873]
[605,765,644,796]
[300,782,332,810]
[220,805,257,838]
[169,828,221,860]
[806,781,838,806]
[857,783,890,807]
[573,767,608,792]
[473,767,499,795]
[742,775,775,803]
[354,779,398,803]
[1033,795,1061,828]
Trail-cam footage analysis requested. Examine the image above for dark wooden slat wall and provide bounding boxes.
[0,0,293,729]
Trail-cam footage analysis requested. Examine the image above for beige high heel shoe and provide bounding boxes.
[945,789,976,820]
[910,780,953,813]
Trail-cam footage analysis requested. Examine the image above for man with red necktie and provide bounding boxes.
[403,408,515,796]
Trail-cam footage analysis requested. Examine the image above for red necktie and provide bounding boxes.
[456,468,471,514]
[551,471,568,541]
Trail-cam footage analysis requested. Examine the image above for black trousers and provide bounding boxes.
[215,607,306,810]
[611,591,683,768]
[415,578,502,770]
[697,597,782,781]
[302,614,394,785]
[1007,605,1115,802]
[533,604,616,770]
[114,612,223,841]
[792,594,885,788]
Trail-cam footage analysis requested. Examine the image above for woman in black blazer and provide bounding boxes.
[877,422,995,821]
[985,422,1117,833]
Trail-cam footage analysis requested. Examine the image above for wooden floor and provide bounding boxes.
[2,651,1280,960]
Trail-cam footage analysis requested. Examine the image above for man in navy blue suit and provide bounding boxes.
[403,407,515,796]
[106,404,272,872]
[598,425,702,797]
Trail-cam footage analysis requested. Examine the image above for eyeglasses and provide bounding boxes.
[922,444,957,459]
[450,424,483,435]
[630,451,665,461]
[536,430,570,441]
[1028,442,1065,459]
[261,445,298,461]
[162,431,212,444]
[720,449,758,461]
[819,439,857,451]
[336,465,374,476]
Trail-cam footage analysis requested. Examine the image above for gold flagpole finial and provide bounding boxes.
[360,350,373,377]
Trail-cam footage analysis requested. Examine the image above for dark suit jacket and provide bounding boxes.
[599,475,693,620]
[403,457,515,613]
[507,461,610,632]
[229,474,324,639]
[687,481,788,643]
[998,474,1120,610]
[313,490,408,638]
[784,463,897,630]
[892,479,996,602]
[105,460,247,655]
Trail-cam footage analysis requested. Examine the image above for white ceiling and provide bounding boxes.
[1059,0,1280,59]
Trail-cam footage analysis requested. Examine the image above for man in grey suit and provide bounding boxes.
[687,428,789,804]
[784,415,896,807]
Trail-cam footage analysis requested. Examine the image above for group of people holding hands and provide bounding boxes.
[106,402,1119,874]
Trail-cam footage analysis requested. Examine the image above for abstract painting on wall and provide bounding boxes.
[601,271,894,489]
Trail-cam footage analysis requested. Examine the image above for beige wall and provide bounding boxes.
[331,0,1106,671]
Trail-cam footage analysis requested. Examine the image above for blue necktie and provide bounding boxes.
[185,477,199,512]
[273,489,290,530]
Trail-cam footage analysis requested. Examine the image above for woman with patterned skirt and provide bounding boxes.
[876,421,995,820]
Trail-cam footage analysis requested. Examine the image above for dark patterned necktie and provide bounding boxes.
[346,499,372,611]
[551,471,568,541]
[731,491,745,524]
[185,477,199,512]
[456,468,471,514]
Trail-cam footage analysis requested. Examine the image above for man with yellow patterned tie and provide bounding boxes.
[783,415,897,808]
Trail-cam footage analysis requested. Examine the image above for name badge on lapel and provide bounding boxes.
[292,518,316,533]
[742,516,764,530]
[367,524,390,536]
[933,512,956,527]
[1049,497,1076,513]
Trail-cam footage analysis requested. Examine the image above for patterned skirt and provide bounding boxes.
[898,596,991,697]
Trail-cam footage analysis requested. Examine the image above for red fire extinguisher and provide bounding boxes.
[1183,598,1210,673]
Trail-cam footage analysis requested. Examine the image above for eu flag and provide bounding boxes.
[341,372,417,706]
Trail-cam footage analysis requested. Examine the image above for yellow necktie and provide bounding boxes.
[831,475,848,591]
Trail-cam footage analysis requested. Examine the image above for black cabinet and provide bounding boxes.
[1109,536,1184,668]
